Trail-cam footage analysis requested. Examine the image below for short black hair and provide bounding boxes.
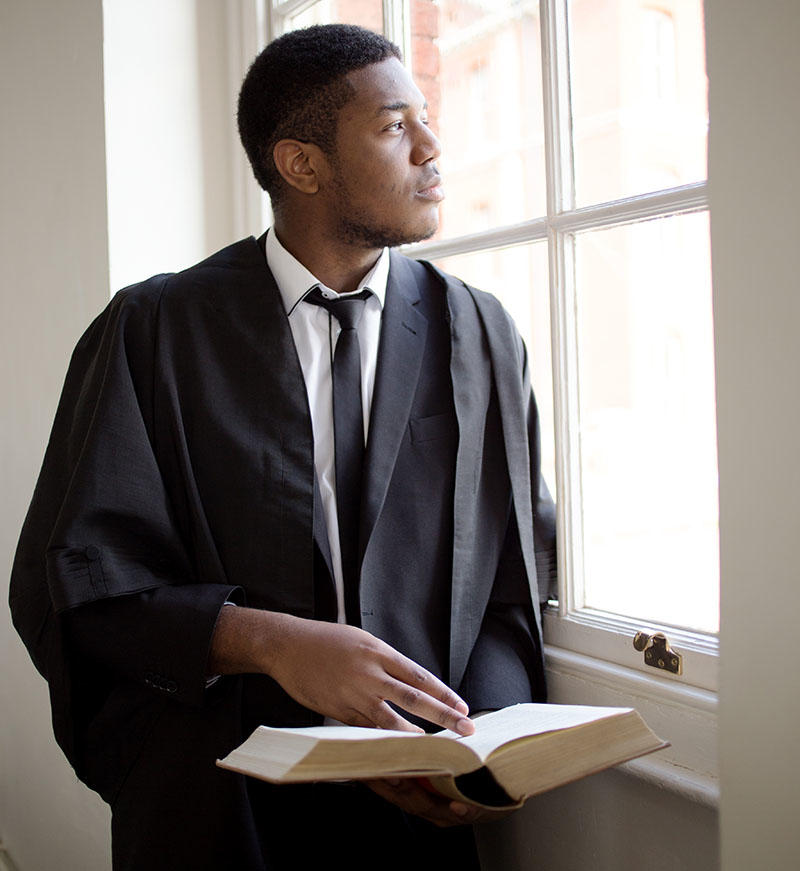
[237,24,401,206]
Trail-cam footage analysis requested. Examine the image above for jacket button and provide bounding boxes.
[85,545,100,561]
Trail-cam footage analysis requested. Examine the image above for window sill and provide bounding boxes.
[544,643,719,808]
[543,610,719,692]
[618,755,719,808]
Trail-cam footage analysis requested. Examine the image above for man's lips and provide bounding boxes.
[417,179,445,202]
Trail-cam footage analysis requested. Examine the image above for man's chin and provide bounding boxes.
[339,217,439,250]
[406,220,439,245]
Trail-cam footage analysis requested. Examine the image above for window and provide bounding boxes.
[235,0,717,802]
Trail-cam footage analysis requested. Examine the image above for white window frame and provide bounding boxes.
[229,0,719,805]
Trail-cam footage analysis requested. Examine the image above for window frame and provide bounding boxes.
[231,0,719,804]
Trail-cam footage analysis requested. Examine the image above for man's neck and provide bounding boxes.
[273,218,382,295]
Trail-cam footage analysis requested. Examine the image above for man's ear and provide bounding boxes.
[272,140,328,195]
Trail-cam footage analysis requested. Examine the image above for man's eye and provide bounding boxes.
[386,121,403,131]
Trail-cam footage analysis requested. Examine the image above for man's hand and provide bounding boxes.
[209,607,475,736]
[364,778,514,827]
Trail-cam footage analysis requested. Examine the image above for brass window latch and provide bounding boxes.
[633,631,683,675]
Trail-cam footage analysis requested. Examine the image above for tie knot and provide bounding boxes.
[304,286,371,331]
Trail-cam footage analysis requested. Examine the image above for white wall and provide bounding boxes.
[103,0,237,290]
[0,2,113,869]
[478,768,719,869]
[708,1,800,868]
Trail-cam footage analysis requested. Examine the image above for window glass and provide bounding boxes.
[568,0,708,206]
[273,0,718,642]
[575,211,718,632]
[289,0,383,34]
[435,243,555,490]
[412,0,547,238]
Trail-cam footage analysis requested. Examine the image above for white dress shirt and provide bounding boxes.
[265,228,389,623]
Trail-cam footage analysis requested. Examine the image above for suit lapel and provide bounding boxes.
[360,252,429,557]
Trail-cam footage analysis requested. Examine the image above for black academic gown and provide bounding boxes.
[9,238,556,870]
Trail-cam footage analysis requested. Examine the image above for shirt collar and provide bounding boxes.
[265,227,389,316]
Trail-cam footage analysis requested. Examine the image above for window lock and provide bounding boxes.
[632,631,683,675]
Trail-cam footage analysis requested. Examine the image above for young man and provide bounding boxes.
[10,24,555,871]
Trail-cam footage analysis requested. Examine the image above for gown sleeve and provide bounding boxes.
[9,277,241,722]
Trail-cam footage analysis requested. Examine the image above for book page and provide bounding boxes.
[438,704,632,761]
[256,724,428,742]
[219,723,477,782]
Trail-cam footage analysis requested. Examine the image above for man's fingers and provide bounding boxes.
[379,676,474,735]
[399,659,470,713]
[365,778,483,827]
[365,700,425,733]
[382,655,474,734]
[366,778,450,824]
[267,618,474,733]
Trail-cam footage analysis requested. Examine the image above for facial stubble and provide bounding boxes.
[329,167,439,250]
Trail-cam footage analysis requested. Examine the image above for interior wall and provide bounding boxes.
[708,1,800,869]
[104,0,237,291]
[0,1,113,870]
[478,768,718,871]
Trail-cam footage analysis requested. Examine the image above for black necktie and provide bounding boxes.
[305,286,371,625]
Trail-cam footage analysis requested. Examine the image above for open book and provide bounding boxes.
[217,703,668,809]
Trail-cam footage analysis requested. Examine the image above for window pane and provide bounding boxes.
[288,0,382,33]
[435,244,555,490]
[575,212,718,632]
[412,0,547,238]
[568,0,708,206]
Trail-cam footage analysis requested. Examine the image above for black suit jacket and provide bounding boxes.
[9,238,555,868]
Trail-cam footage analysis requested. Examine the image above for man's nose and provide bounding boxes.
[412,122,442,164]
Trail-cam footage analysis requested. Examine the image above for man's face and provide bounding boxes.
[321,57,443,249]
